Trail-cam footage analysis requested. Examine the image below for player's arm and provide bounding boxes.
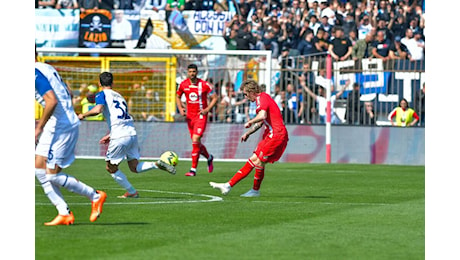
[201,92,218,115]
[244,109,267,128]
[78,104,104,120]
[176,94,186,116]
[36,90,58,143]
[241,121,263,142]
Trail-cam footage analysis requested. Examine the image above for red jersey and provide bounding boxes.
[256,92,288,139]
[177,78,213,117]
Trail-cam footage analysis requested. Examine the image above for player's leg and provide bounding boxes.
[209,153,258,195]
[241,136,288,197]
[126,136,176,175]
[106,136,139,198]
[35,130,70,221]
[45,128,106,223]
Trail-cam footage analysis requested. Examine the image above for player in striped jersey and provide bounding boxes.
[210,80,289,197]
[79,72,176,199]
[35,54,107,225]
[176,64,218,176]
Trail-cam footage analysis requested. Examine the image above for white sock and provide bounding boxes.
[112,170,136,194]
[36,169,69,215]
[136,161,158,173]
[47,173,98,201]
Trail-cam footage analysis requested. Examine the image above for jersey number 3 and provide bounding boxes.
[113,100,131,120]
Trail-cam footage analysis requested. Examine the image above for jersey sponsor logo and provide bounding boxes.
[189,84,198,88]
[189,92,198,101]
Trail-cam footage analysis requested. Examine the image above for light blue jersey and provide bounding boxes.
[96,88,136,139]
[35,62,80,132]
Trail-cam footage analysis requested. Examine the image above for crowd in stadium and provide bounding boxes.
[36,0,425,126]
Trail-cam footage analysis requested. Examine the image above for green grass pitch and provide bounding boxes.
[35,159,424,260]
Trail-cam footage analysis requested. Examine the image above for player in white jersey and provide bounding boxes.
[78,72,176,198]
[35,54,107,226]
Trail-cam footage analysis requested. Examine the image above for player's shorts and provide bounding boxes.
[35,126,79,170]
[106,135,140,165]
[186,114,208,138]
[254,134,289,163]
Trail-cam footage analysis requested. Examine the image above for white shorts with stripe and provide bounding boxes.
[35,127,79,170]
[106,135,140,165]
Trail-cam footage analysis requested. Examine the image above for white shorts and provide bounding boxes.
[106,135,140,165]
[35,127,79,170]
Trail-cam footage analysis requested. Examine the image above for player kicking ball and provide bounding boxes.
[79,72,176,199]
[210,80,289,197]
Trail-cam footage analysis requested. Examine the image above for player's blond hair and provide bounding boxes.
[242,80,261,94]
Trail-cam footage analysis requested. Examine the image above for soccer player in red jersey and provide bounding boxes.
[176,64,218,176]
[210,79,289,197]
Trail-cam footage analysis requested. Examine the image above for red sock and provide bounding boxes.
[253,166,265,191]
[191,142,200,169]
[228,160,255,187]
[200,144,209,159]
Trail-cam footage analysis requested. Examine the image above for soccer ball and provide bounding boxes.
[160,151,179,166]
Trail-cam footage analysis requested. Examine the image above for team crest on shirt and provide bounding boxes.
[189,92,198,101]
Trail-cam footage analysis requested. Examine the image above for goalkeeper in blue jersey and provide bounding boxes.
[78,72,176,198]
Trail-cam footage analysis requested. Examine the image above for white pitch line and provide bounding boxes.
[35,187,223,205]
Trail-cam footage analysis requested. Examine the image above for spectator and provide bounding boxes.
[376,17,394,42]
[140,89,162,122]
[376,0,391,23]
[143,0,167,11]
[81,85,104,121]
[236,22,257,50]
[357,14,373,40]
[345,82,362,125]
[342,12,357,37]
[389,36,410,60]
[313,27,329,54]
[348,29,358,47]
[116,0,134,10]
[79,0,99,12]
[388,98,419,127]
[308,14,321,35]
[165,0,185,38]
[319,1,335,26]
[223,24,238,50]
[328,26,353,61]
[111,10,133,45]
[99,0,114,10]
[233,87,249,123]
[38,0,56,8]
[279,22,299,50]
[352,30,374,60]
[55,0,78,9]
[414,82,425,126]
[297,28,317,56]
[390,14,407,39]
[319,15,332,34]
[400,28,413,48]
[278,45,297,90]
[360,101,376,125]
[371,30,392,62]
[406,29,424,61]
[247,0,264,20]
[285,83,303,124]
[301,74,346,124]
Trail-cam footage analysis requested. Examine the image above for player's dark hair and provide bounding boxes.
[188,64,198,71]
[99,72,113,87]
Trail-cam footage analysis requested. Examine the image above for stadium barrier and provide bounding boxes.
[36,48,424,165]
